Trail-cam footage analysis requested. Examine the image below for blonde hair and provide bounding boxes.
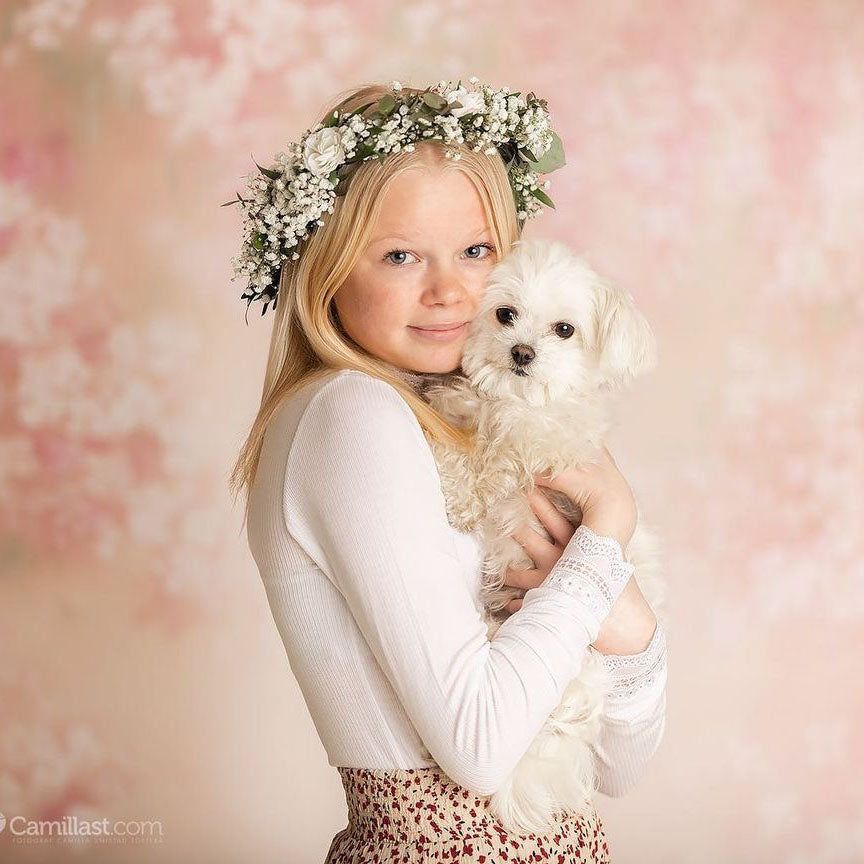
[229,82,522,526]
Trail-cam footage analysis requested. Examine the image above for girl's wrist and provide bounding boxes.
[593,605,657,655]
[579,510,633,552]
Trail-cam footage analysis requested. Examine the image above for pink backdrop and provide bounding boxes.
[1,1,862,861]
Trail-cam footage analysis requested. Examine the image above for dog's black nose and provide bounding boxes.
[511,344,535,366]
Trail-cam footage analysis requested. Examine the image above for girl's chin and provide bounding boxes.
[404,348,463,375]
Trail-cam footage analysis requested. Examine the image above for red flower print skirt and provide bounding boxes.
[324,765,612,863]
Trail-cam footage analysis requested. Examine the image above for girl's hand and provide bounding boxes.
[535,445,637,552]
[503,486,576,615]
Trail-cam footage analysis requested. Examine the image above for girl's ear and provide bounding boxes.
[588,275,658,389]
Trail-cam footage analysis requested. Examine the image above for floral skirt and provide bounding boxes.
[324,766,612,863]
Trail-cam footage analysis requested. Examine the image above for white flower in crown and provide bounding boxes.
[303,126,357,176]
[446,86,485,118]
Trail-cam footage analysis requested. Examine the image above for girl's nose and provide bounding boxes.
[425,276,467,304]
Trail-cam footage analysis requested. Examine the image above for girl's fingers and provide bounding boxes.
[510,524,558,572]
[533,470,559,490]
[503,566,544,590]
[534,472,575,498]
[527,488,575,547]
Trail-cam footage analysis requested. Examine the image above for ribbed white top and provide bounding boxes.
[247,368,667,797]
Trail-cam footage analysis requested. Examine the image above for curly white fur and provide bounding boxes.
[420,238,669,833]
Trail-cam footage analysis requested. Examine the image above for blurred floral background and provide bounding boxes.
[1,1,862,862]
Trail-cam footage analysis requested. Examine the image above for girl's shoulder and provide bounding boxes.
[277,367,422,448]
[279,367,436,492]
[290,367,411,414]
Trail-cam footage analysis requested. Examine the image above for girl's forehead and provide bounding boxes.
[377,167,489,215]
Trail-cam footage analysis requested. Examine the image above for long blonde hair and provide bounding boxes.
[229,82,522,525]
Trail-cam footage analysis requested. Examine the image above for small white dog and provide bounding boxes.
[421,237,668,833]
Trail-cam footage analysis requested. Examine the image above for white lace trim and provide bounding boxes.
[539,523,634,627]
[602,620,667,703]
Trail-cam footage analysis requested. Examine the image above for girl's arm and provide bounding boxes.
[593,621,668,796]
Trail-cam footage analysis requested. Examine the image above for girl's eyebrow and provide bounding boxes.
[370,233,413,243]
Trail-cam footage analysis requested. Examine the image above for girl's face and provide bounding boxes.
[333,162,499,374]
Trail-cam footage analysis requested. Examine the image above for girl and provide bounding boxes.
[232,80,666,863]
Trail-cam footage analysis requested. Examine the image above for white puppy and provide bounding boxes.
[421,237,668,833]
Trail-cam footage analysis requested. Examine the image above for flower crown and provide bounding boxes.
[224,76,566,319]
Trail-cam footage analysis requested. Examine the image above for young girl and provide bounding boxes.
[232,80,667,863]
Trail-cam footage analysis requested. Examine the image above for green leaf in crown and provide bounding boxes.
[523,131,565,174]
[253,158,281,180]
[376,93,397,118]
[531,187,555,208]
[421,91,449,111]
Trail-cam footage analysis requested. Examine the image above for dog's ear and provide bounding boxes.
[588,276,657,389]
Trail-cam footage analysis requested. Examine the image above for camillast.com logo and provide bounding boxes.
[0,810,164,845]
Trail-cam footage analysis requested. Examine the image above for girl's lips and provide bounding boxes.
[408,323,467,341]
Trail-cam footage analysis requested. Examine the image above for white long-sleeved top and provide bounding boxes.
[246,368,667,798]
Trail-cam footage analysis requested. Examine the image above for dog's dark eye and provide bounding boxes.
[496,307,518,326]
[554,322,575,339]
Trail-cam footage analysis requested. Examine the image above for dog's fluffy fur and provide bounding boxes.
[420,238,669,833]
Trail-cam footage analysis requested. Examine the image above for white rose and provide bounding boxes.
[303,127,351,177]
[446,87,485,118]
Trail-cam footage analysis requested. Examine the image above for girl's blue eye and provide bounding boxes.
[383,249,415,265]
[464,243,495,259]
[381,243,496,266]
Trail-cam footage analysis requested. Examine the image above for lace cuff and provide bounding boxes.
[601,620,667,720]
[538,523,634,637]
